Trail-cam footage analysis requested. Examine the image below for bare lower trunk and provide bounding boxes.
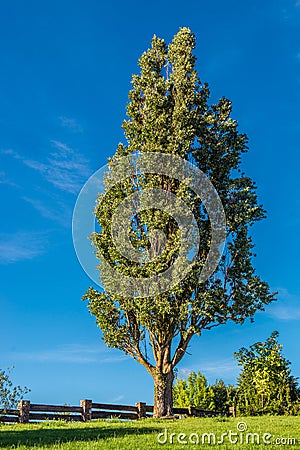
[153,370,174,418]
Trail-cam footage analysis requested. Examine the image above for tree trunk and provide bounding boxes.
[153,370,174,418]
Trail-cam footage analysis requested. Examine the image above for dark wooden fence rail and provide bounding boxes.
[0,400,233,424]
[0,408,19,423]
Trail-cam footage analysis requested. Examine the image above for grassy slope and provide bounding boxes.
[0,416,300,449]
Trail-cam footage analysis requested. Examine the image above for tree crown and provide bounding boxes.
[84,27,275,378]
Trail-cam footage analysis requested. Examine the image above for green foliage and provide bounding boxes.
[173,371,214,410]
[173,334,300,416]
[83,27,275,414]
[173,372,237,413]
[234,331,299,416]
[289,399,300,416]
[172,378,191,408]
[0,366,30,411]
[211,379,237,413]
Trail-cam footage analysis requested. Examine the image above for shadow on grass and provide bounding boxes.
[0,423,160,448]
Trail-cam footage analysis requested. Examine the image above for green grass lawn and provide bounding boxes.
[0,416,299,449]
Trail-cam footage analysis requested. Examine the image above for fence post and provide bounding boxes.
[229,406,235,417]
[80,399,92,421]
[136,402,147,419]
[18,400,30,423]
[188,406,196,416]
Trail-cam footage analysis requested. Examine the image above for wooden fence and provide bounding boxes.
[0,400,233,423]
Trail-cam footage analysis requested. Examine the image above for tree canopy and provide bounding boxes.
[235,331,299,415]
[83,27,275,417]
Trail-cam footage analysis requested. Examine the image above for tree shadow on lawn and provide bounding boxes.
[0,423,161,448]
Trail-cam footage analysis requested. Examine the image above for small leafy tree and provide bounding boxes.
[235,331,299,415]
[172,377,192,408]
[173,371,214,410]
[0,366,30,411]
[210,379,227,412]
[211,379,237,413]
[226,383,238,412]
[84,27,275,417]
[173,373,236,413]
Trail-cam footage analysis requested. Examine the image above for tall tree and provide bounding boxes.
[235,331,299,415]
[83,27,275,417]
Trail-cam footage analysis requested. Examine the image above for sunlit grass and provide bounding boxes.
[0,416,299,449]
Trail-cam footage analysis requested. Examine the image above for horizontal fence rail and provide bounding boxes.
[0,408,19,423]
[0,400,234,424]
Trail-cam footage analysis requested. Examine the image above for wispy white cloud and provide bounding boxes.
[0,231,46,264]
[8,344,128,364]
[1,141,91,194]
[22,196,72,227]
[0,170,18,188]
[23,159,47,172]
[266,288,300,321]
[269,307,300,320]
[50,140,73,156]
[59,116,83,132]
[178,358,238,380]
[111,394,125,402]
[1,148,23,159]
[200,359,238,375]
[178,367,193,378]
[25,140,91,194]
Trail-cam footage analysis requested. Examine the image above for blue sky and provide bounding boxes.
[1,0,300,407]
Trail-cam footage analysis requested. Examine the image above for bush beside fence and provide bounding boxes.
[0,400,233,423]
